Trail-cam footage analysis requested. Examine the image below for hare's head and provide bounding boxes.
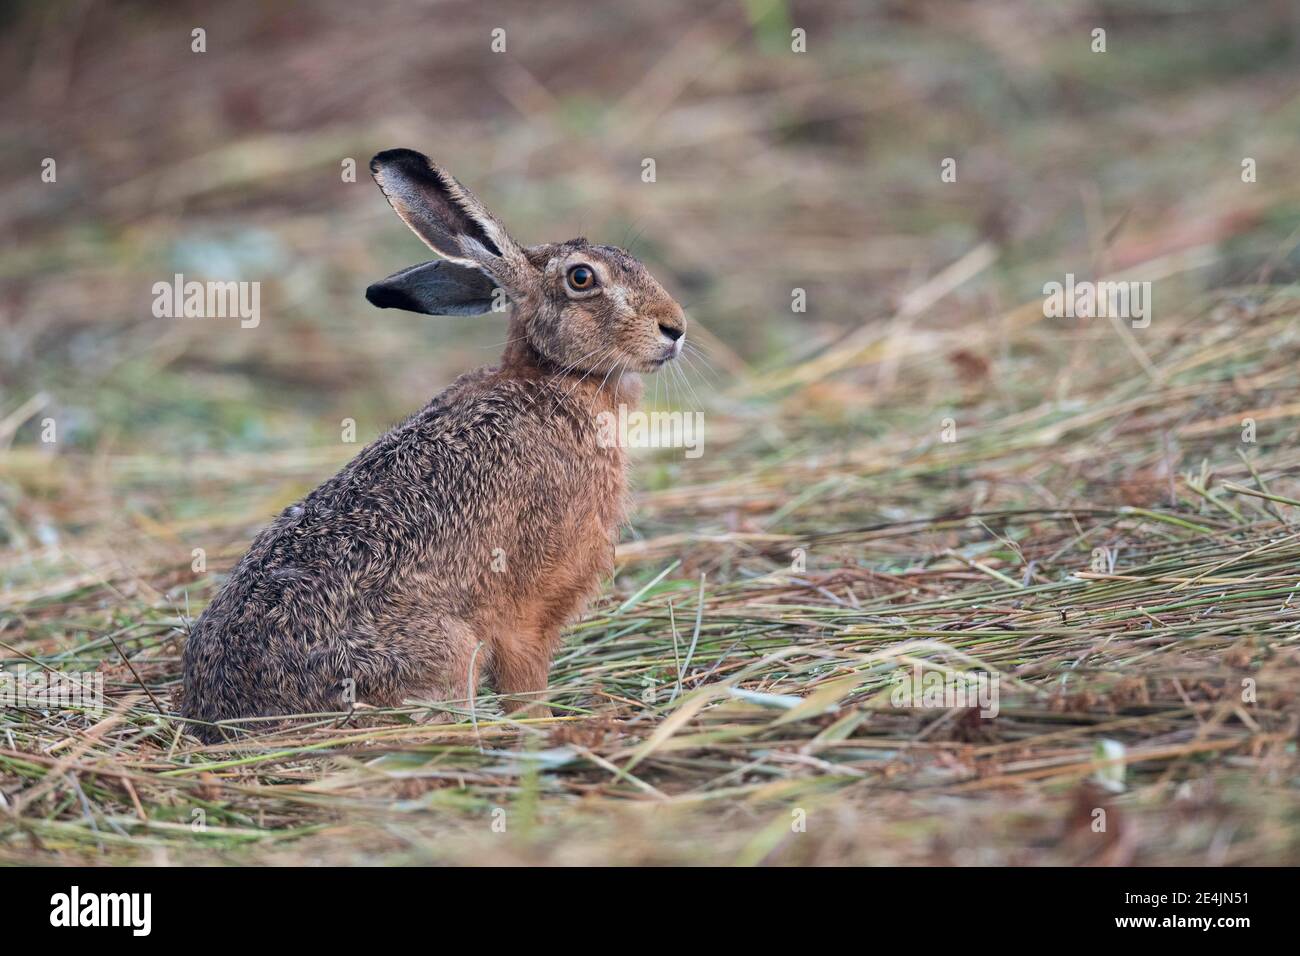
[367,148,685,375]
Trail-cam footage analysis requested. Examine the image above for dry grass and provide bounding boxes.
[4,280,1299,865]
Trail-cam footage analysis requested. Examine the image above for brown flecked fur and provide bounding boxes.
[181,148,686,742]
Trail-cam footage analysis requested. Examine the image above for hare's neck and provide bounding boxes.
[500,317,643,410]
[500,316,547,374]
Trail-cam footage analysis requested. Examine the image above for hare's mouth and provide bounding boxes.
[621,336,684,374]
[646,334,684,371]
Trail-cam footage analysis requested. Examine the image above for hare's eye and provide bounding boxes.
[566,265,596,291]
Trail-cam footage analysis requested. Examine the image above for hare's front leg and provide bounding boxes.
[490,632,555,719]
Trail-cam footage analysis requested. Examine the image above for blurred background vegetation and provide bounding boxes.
[5,0,1298,454]
[2,0,1300,865]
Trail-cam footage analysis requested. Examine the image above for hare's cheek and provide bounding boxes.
[580,307,617,345]
[614,312,646,340]
[634,322,661,354]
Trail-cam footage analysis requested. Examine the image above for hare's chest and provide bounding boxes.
[550,442,626,570]
[492,448,624,639]
[590,442,631,527]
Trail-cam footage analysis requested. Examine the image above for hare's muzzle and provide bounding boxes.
[658,322,684,361]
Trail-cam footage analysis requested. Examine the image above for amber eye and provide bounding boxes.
[566,264,596,291]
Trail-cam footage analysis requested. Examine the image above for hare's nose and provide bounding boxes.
[658,323,683,342]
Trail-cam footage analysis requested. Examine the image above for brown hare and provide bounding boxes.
[181,148,686,742]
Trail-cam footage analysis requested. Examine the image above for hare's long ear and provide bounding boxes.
[365,259,498,315]
[369,148,532,299]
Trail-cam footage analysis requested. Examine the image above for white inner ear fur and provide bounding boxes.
[432,169,511,246]
[458,235,501,262]
[455,230,532,300]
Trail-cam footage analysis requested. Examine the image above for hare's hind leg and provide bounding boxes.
[397,618,488,722]
[320,616,483,724]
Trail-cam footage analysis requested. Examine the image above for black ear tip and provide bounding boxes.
[370,148,430,176]
[365,280,410,311]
